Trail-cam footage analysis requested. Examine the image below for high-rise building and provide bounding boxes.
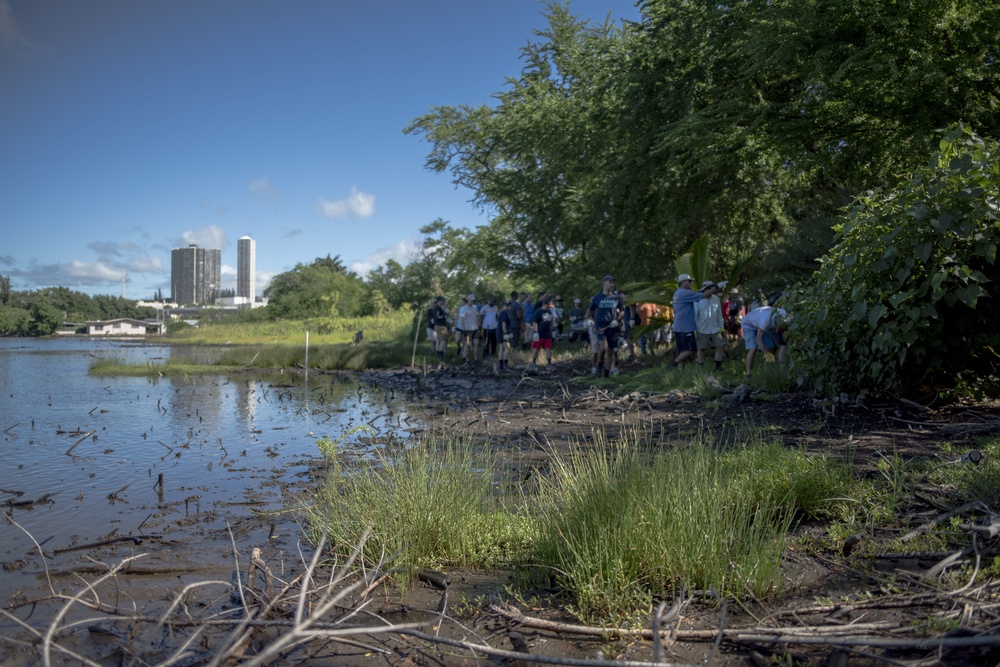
[170,245,221,305]
[237,236,256,302]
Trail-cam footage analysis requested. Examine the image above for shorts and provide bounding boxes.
[675,331,697,353]
[743,328,777,350]
[531,338,553,350]
[460,328,480,341]
[426,327,436,342]
[434,324,449,342]
[589,327,601,353]
[508,329,521,345]
[597,327,620,350]
[696,332,725,350]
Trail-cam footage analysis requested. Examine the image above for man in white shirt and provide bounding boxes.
[479,297,499,359]
[457,294,481,366]
[741,305,787,376]
[695,280,726,371]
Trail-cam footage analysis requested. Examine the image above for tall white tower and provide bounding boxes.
[237,236,256,303]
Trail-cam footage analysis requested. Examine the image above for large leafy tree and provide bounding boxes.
[790,125,1000,396]
[265,255,369,319]
[407,0,999,291]
[366,220,515,310]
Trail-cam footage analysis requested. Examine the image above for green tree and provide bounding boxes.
[791,125,1000,396]
[265,255,370,319]
[407,0,1000,290]
[28,301,63,336]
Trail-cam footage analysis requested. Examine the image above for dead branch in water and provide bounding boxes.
[64,430,96,456]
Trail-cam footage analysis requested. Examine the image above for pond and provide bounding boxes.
[0,337,414,601]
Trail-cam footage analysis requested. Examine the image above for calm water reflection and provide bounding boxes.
[0,338,410,575]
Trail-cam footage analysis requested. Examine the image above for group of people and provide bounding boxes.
[424,274,788,377]
[425,291,570,370]
[669,274,787,377]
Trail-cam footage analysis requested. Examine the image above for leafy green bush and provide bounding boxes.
[790,124,1000,396]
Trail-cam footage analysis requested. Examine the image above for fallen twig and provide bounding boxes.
[51,536,143,555]
[65,430,96,456]
[900,501,988,543]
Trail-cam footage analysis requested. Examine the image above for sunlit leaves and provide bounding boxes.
[790,125,1000,395]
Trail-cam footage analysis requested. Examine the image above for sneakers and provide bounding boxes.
[591,366,599,376]
[610,367,621,375]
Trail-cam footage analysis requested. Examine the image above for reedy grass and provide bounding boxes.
[306,438,536,588]
[531,429,819,624]
[305,423,854,625]
[166,311,415,345]
[88,356,240,376]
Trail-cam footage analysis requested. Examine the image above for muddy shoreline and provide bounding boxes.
[5,356,1000,665]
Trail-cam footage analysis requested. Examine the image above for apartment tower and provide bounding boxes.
[237,235,256,303]
[170,244,221,305]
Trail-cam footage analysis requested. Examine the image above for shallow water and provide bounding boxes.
[0,338,411,587]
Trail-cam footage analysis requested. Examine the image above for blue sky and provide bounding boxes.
[0,0,638,299]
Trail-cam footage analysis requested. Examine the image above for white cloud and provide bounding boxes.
[319,187,376,220]
[220,264,237,292]
[348,238,420,275]
[127,257,164,273]
[201,200,228,216]
[256,270,276,293]
[67,260,121,282]
[180,225,226,249]
[0,0,43,58]
[249,176,277,197]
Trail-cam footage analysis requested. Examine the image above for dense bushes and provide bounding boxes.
[791,125,1000,396]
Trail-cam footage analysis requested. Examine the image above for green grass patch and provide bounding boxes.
[88,356,241,377]
[306,438,536,587]
[305,425,853,625]
[166,311,415,346]
[531,431,850,624]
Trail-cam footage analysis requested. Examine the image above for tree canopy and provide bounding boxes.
[406,0,999,291]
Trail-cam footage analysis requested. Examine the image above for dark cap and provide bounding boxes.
[435,295,445,302]
[603,275,615,282]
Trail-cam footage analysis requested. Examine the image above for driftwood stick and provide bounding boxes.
[490,604,904,642]
[45,564,201,577]
[900,501,987,543]
[3,422,20,434]
[51,536,143,555]
[925,546,976,579]
[64,430,96,456]
[898,397,931,412]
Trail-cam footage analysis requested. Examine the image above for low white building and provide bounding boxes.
[86,318,164,336]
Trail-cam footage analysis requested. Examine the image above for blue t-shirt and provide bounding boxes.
[588,291,623,331]
[672,288,704,333]
[523,300,535,327]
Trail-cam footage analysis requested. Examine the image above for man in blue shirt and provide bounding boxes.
[671,274,720,368]
[586,275,624,378]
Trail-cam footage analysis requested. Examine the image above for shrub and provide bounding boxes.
[790,124,1000,396]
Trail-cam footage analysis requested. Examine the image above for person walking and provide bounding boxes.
[695,280,726,371]
[670,274,721,369]
[586,275,624,378]
[480,296,499,359]
[508,291,523,362]
[497,300,514,371]
[531,297,556,369]
[429,296,450,362]
[457,294,481,366]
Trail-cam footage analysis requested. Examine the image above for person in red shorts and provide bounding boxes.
[530,296,556,369]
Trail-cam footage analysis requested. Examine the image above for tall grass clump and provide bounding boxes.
[720,438,854,520]
[216,340,414,371]
[532,430,849,624]
[307,439,535,586]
